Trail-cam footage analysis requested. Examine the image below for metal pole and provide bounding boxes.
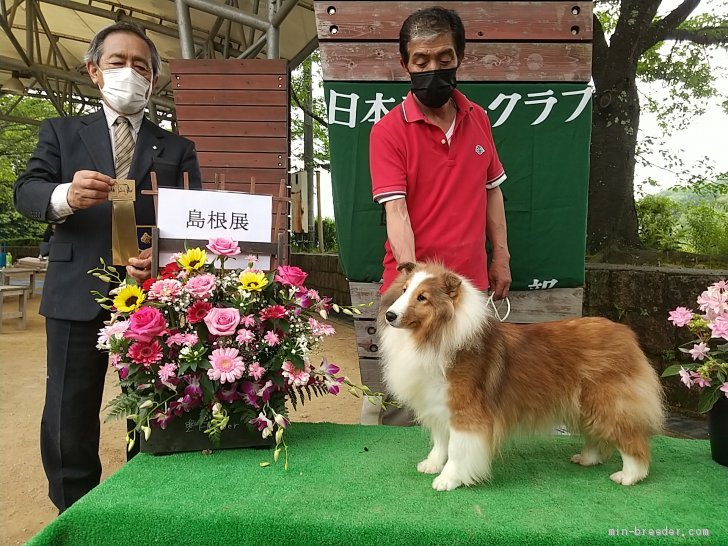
[303,56,314,236]
[237,33,266,59]
[316,170,324,252]
[185,0,269,32]
[223,18,232,57]
[38,0,245,57]
[25,0,33,63]
[175,0,195,59]
[266,0,279,59]
[0,55,176,110]
[271,0,298,28]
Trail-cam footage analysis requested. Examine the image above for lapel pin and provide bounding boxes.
[152,145,158,150]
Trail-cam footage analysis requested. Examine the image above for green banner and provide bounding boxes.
[324,82,592,291]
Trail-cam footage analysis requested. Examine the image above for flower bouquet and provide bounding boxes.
[662,280,728,413]
[90,237,381,465]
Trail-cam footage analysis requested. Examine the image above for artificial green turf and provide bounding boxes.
[27,423,727,545]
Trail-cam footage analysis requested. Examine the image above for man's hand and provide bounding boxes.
[67,170,114,210]
[488,257,511,300]
[127,248,152,282]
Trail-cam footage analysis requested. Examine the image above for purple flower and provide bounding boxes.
[690,372,711,389]
[240,381,260,408]
[720,382,728,399]
[709,316,728,341]
[688,342,710,361]
[257,379,275,402]
[309,318,336,337]
[249,412,273,433]
[668,307,693,327]
[151,410,174,429]
[183,375,203,398]
[679,367,693,388]
[170,394,200,415]
[325,376,345,395]
[217,383,240,403]
[317,357,340,376]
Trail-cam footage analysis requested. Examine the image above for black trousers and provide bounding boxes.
[42,315,137,512]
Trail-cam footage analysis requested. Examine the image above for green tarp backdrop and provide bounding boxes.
[325,82,592,291]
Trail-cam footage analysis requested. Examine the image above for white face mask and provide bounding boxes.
[99,67,152,115]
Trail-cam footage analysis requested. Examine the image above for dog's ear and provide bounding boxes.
[397,262,416,274]
[442,272,462,298]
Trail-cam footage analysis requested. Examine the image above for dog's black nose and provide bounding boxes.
[385,311,397,323]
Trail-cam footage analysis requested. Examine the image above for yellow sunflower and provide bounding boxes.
[113,285,146,312]
[179,248,207,272]
[239,270,269,292]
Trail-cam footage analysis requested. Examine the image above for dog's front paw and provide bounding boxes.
[417,458,445,474]
[432,473,463,491]
[571,453,602,466]
[609,470,644,486]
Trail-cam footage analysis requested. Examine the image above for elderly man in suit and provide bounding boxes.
[14,21,202,512]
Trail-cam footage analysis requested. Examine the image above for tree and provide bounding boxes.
[589,0,728,253]
[290,50,329,170]
[0,95,57,241]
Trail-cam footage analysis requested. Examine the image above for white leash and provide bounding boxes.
[487,292,511,322]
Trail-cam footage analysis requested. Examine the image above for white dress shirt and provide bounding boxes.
[47,104,145,221]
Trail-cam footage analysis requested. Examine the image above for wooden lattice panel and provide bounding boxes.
[170,58,290,242]
[315,1,592,82]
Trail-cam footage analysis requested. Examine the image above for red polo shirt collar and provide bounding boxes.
[400,88,473,123]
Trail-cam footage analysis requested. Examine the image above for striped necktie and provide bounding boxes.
[113,116,134,179]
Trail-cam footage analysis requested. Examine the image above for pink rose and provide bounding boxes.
[274,265,308,288]
[185,273,217,298]
[206,237,241,257]
[204,307,241,337]
[126,306,167,343]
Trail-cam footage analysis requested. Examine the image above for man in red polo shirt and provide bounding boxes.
[370,6,510,298]
[364,7,511,425]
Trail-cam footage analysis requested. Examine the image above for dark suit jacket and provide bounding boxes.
[14,109,202,321]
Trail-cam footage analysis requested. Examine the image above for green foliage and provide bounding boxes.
[683,202,728,256]
[290,50,330,169]
[635,194,683,250]
[290,217,338,253]
[104,391,142,422]
[0,96,57,241]
[319,217,338,252]
[636,182,728,256]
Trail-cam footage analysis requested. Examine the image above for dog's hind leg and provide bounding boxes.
[610,431,651,486]
[418,421,449,474]
[432,428,492,491]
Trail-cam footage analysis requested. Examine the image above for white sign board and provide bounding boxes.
[157,188,273,269]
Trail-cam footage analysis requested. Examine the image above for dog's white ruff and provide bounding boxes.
[381,274,493,490]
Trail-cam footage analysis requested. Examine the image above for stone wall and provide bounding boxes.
[290,253,727,416]
[584,263,727,416]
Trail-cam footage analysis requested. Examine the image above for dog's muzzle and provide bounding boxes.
[385,310,398,325]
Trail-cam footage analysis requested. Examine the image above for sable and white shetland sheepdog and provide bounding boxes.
[379,262,664,492]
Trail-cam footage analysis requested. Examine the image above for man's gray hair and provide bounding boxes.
[85,22,161,77]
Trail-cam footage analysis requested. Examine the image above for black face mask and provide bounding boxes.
[409,67,457,108]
